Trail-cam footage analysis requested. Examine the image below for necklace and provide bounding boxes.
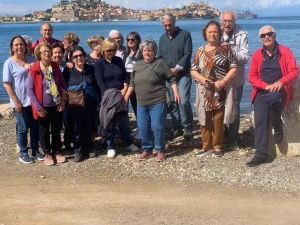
[13,57,27,68]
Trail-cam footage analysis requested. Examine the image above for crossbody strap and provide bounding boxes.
[146,63,167,89]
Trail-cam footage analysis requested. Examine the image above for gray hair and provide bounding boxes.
[139,39,158,54]
[259,25,276,36]
[22,35,32,45]
[220,11,237,22]
[108,29,124,41]
[161,13,176,22]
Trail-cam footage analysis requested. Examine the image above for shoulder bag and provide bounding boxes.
[68,73,85,108]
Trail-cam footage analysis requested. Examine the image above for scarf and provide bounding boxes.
[40,61,61,105]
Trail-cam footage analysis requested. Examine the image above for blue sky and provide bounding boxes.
[0,0,300,16]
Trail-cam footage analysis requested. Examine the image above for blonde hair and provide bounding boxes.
[87,35,104,50]
[63,32,80,46]
[34,43,51,60]
[100,37,117,56]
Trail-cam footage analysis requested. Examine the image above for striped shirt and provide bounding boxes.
[157,27,192,76]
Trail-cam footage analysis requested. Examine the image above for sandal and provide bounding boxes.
[195,149,214,157]
[213,149,223,157]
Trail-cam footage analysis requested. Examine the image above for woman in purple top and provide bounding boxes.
[3,35,41,164]
[28,43,67,166]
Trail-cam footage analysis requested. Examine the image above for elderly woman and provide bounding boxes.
[22,35,35,61]
[3,35,41,164]
[95,37,139,158]
[86,35,104,66]
[124,39,180,162]
[63,46,98,162]
[28,43,67,166]
[191,20,237,157]
[124,32,143,139]
[109,30,126,60]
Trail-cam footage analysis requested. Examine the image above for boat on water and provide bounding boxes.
[236,10,258,19]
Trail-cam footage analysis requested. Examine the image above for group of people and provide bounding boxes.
[3,11,299,168]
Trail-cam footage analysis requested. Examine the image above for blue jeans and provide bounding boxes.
[14,106,39,156]
[225,85,243,140]
[166,74,193,129]
[106,114,132,150]
[137,103,167,152]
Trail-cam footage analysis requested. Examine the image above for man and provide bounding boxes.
[109,30,126,61]
[247,25,299,167]
[157,13,193,140]
[220,11,249,145]
[32,23,61,52]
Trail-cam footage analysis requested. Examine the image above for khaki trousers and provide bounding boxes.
[200,106,225,150]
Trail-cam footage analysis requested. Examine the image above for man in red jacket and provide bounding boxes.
[247,25,299,167]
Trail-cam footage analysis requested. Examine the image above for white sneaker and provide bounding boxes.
[133,132,141,140]
[107,149,116,158]
[130,129,139,137]
[125,144,139,152]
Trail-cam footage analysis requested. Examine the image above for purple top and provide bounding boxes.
[28,65,67,110]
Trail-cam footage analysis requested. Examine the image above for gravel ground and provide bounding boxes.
[1,114,300,196]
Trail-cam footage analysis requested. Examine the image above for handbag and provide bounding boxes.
[146,64,175,114]
[68,74,85,108]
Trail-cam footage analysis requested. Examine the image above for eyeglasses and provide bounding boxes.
[260,32,274,38]
[113,37,121,40]
[72,54,84,59]
[126,38,136,42]
[106,49,117,53]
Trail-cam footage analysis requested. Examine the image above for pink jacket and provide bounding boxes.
[248,43,299,108]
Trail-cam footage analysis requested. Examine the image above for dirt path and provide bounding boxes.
[1,176,300,225]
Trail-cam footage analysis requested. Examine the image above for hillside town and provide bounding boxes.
[0,0,220,22]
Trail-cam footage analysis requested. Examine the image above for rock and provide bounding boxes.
[250,80,300,156]
[0,103,14,119]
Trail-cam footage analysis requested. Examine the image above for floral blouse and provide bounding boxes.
[191,44,237,111]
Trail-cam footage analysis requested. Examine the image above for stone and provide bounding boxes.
[250,80,300,157]
[0,103,14,119]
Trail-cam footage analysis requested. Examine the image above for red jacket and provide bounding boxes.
[29,61,62,120]
[248,44,299,109]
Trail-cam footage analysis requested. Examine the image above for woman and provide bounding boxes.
[51,42,66,72]
[124,39,180,162]
[22,35,36,61]
[191,20,237,157]
[28,43,67,166]
[124,32,143,139]
[63,46,98,162]
[86,35,104,66]
[95,37,139,158]
[3,35,41,164]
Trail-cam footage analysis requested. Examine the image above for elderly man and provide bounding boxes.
[157,13,193,140]
[109,30,126,61]
[32,23,61,52]
[247,25,299,167]
[220,11,249,145]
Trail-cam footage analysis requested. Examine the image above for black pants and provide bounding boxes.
[62,113,72,148]
[254,91,284,159]
[38,106,62,155]
[130,91,137,118]
[70,98,96,155]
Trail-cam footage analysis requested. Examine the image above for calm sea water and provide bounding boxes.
[1,17,300,113]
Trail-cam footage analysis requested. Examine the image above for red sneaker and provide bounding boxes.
[156,151,166,162]
[138,151,153,161]
[44,154,55,166]
[54,151,67,163]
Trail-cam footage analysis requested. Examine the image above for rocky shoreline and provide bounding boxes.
[0,110,300,196]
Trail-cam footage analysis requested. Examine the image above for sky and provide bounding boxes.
[0,0,300,16]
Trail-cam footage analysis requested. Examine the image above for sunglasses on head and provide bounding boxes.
[72,54,84,59]
[260,32,274,38]
[126,38,136,42]
[106,49,116,53]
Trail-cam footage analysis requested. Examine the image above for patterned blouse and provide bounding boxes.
[191,45,237,111]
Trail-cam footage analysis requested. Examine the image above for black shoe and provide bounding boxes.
[89,151,96,158]
[274,132,283,144]
[74,153,83,162]
[173,128,183,138]
[183,128,192,140]
[213,150,223,157]
[246,156,268,167]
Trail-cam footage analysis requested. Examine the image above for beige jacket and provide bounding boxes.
[193,83,238,126]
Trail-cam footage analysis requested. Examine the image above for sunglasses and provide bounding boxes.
[126,38,136,42]
[72,54,84,59]
[106,49,117,53]
[260,32,274,38]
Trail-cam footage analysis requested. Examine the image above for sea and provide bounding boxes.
[1,16,300,113]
